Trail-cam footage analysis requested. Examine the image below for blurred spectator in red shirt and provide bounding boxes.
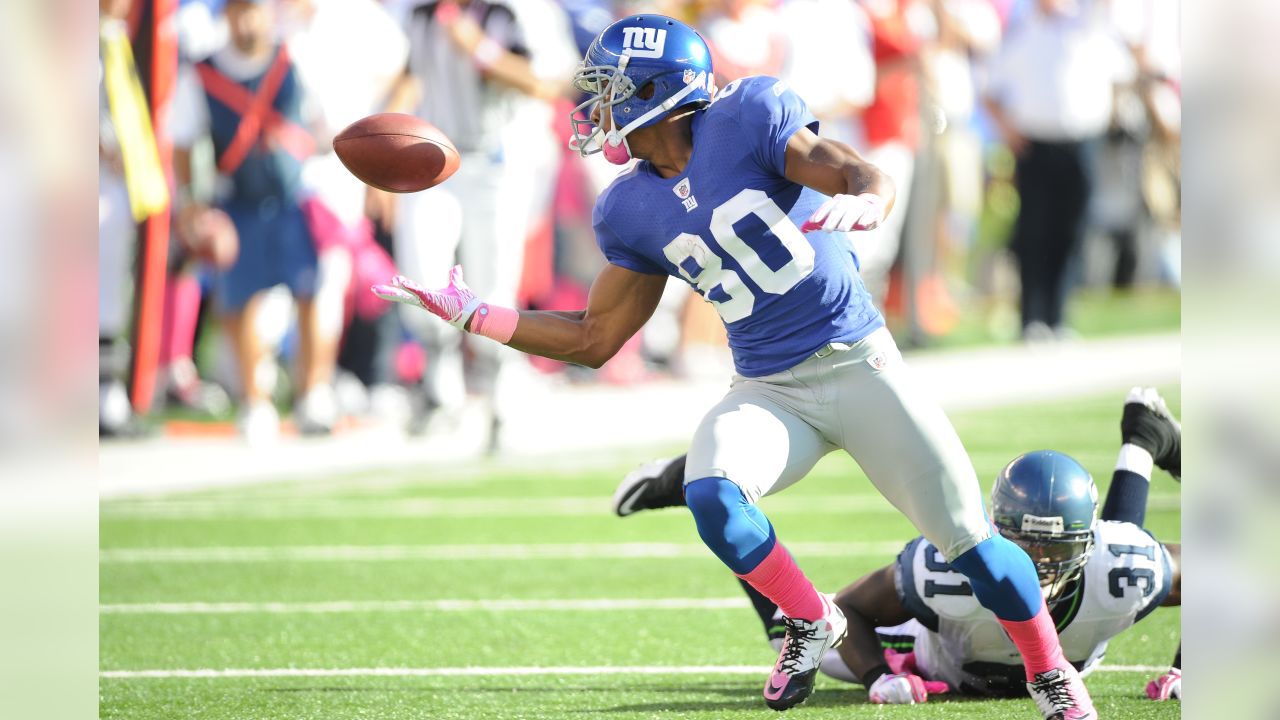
[849,0,929,304]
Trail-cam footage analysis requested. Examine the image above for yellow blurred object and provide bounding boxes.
[101,19,169,221]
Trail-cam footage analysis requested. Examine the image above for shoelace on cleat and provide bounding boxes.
[1032,671,1077,712]
[778,618,821,674]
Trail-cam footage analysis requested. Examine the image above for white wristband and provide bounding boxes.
[473,38,503,69]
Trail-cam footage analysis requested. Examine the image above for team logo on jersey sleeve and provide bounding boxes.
[673,177,698,212]
[621,27,667,58]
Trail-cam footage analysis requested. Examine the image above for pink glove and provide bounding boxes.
[885,647,921,675]
[801,193,885,233]
[868,672,950,704]
[1146,669,1181,701]
[372,265,480,330]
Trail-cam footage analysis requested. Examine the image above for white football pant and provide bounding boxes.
[684,327,992,562]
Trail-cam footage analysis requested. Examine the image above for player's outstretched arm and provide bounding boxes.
[504,264,667,368]
[832,566,913,684]
[831,565,948,703]
[374,263,666,369]
[782,128,897,233]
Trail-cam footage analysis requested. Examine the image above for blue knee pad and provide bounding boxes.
[684,477,776,575]
[948,535,1043,622]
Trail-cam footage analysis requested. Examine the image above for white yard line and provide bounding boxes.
[100,495,897,519]
[100,664,1165,679]
[100,598,752,614]
[101,494,1183,520]
[99,541,905,564]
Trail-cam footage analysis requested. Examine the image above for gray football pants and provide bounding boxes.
[684,327,992,561]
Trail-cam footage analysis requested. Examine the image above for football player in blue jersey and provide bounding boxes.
[374,14,1094,717]
[617,388,1183,707]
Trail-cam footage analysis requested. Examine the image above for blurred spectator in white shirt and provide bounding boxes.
[280,0,409,427]
[983,0,1132,340]
[387,0,571,447]
[778,0,877,145]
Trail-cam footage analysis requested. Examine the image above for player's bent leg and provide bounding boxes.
[684,477,846,711]
[831,328,991,560]
[947,538,1095,717]
[832,329,1094,718]
[948,543,1095,719]
[685,388,838,710]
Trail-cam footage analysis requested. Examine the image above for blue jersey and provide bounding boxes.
[593,75,883,377]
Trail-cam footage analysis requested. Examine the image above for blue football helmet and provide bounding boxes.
[991,450,1099,602]
[569,14,715,164]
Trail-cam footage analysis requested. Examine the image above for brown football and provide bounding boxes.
[333,113,461,193]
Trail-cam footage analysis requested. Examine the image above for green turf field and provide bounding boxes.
[100,389,1181,719]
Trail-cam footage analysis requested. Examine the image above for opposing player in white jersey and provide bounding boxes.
[375,14,1095,717]
[617,387,1183,706]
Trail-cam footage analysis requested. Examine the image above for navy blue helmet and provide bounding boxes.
[569,14,715,164]
[991,450,1099,602]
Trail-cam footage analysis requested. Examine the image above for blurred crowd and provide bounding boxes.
[99,0,1181,445]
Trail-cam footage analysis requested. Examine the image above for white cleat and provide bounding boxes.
[1026,665,1097,720]
[763,594,847,711]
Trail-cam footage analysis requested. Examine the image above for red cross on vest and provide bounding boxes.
[195,46,315,176]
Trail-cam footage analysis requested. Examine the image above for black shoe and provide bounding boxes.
[611,455,687,517]
[1121,387,1181,480]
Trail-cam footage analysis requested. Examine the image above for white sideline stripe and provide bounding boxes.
[101,598,751,615]
[100,664,1165,680]
[99,541,904,564]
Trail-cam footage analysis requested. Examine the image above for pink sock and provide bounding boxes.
[160,273,201,366]
[999,602,1067,680]
[735,542,825,621]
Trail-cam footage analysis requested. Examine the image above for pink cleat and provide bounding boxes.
[1026,664,1097,720]
[1146,669,1181,701]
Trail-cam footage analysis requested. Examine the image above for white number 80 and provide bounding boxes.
[662,189,815,323]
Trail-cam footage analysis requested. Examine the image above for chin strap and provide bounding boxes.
[575,58,709,160]
[609,71,707,142]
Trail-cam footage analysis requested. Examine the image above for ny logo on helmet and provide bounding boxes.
[621,27,667,58]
